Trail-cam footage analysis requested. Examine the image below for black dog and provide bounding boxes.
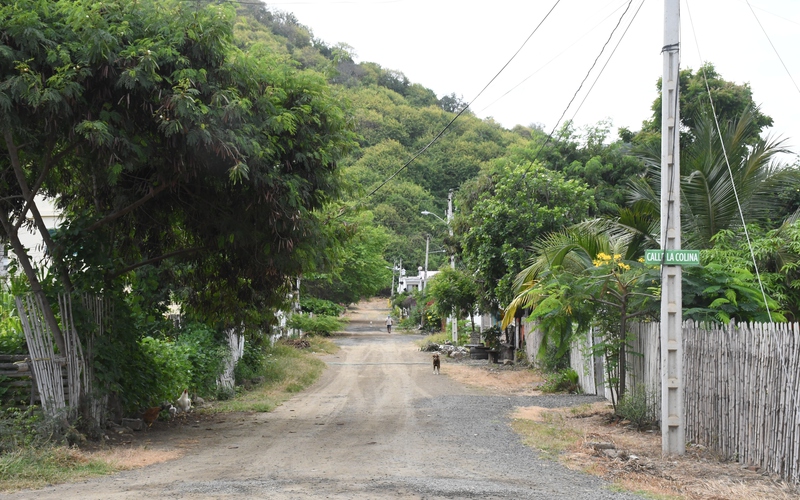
[432,353,440,375]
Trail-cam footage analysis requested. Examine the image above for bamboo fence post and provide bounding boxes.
[16,294,66,418]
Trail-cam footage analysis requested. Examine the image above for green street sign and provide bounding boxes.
[644,249,701,266]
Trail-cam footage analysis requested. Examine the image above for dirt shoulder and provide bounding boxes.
[75,339,799,500]
[446,362,798,500]
[9,296,795,499]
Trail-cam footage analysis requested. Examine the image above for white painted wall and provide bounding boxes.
[3,196,62,278]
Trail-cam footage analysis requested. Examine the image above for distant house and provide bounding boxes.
[1,196,61,279]
[396,267,440,294]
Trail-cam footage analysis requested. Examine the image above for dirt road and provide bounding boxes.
[4,300,641,499]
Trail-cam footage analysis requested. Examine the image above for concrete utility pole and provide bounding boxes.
[423,235,430,292]
[447,189,457,342]
[390,260,396,299]
[660,0,684,456]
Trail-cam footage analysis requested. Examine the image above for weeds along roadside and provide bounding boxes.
[0,335,338,493]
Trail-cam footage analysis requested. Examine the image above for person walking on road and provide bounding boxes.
[385,315,393,334]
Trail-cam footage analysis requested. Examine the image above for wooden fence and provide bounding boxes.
[569,320,800,483]
[0,354,68,406]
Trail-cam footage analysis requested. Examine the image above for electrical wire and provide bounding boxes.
[686,1,772,324]
[521,0,637,177]
[568,0,646,124]
[475,0,631,117]
[745,0,800,97]
[686,1,800,428]
[744,0,800,27]
[362,0,563,199]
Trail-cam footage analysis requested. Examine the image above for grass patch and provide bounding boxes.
[414,331,450,349]
[1,334,338,490]
[0,446,118,491]
[510,411,583,460]
[209,335,335,414]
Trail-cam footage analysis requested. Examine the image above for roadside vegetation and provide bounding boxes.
[3,0,800,493]
[0,336,335,492]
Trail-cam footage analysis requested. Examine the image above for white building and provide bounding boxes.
[2,196,62,279]
[397,267,440,294]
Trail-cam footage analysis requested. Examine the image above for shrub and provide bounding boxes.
[286,313,347,336]
[300,297,345,316]
[0,406,75,452]
[541,368,580,393]
[539,342,570,372]
[177,323,227,398]
[616,384,657,429]
[0,289,25,354]
[482,326,502,350]
[234,340,266,383]
[129,336,192,409]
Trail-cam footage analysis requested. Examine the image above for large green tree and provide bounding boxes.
[1,0,356,345]
[455,161,594,312]
[426,267,479,338]
[302,211,392,305]
[633,63,774,149]
[630,107,797,249]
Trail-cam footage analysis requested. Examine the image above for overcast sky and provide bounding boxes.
[268,0,800,161]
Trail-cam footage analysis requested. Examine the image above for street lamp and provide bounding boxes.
[421,210,447,224]
[421,193,457,342]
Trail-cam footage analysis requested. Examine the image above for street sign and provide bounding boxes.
[644,249,700,266]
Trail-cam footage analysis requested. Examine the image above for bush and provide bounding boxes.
[234,340,266,383]
[177,323,227,398]
[300,297,345,316]
[482,326,502,350]
[286,313,347,336]
[126,336,191,409]
[541,368,580,393]
[616,384,657,429]
[0,406,75,453]
[539,342,571,373]
[0,289,25,354]
[0,406,45,453]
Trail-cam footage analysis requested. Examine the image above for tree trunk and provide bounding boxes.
[618,299,628,402]
[0,210,66,354]
[4,129,74,294]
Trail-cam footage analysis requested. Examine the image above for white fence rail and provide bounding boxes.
[569,320,800,483]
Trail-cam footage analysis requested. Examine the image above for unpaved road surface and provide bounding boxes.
[5,301,641,499]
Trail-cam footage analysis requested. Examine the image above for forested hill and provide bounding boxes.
[230,4,664,301]
[235,3,798,317]
[231,3,654,305]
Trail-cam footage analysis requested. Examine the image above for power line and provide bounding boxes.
[568,0,646,124]
[687,0,800,443]
[475,0,630,118]
[745,0,800,98]
[744,0,800,27]
[363,0,563,199]
[521,0,637,177]
[687,0,772,323]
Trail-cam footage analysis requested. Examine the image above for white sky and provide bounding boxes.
[268,0,800,162]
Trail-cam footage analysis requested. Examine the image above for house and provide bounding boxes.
[396,267,440,294]
[1,196,61,279]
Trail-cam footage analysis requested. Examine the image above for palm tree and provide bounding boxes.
[630,106,796,249]
[504,224,658,408]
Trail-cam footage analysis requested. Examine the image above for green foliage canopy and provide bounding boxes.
[1,0,357,326]
[456,161,594,311]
